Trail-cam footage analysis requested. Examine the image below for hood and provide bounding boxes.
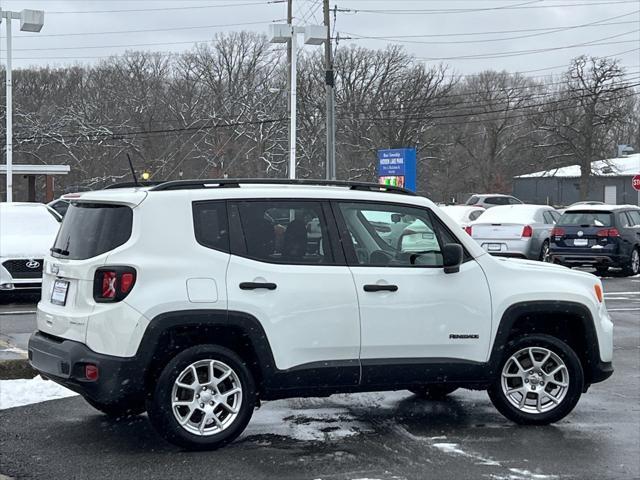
[0,233,56,259]
[494,256,595,280]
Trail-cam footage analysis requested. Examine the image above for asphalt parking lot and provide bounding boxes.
[1,276,638,480]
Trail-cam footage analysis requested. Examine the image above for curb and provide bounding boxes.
[0,359,36,380]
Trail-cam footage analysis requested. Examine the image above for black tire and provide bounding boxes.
[410,385,458,399]
[621,247,640,277]
[539,240,551,262]
[146,344,257,450]
[487,334,584,425]
[595,266,609,276]
[84,397,146,418]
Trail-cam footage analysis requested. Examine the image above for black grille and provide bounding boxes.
[2,259,44,279]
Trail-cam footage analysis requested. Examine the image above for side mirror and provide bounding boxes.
[442,243,463,274]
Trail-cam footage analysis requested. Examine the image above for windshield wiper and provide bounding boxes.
[50,247,69,256]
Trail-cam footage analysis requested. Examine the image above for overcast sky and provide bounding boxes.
[1,0,638,78]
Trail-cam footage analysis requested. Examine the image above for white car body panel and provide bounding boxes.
[34,185,613,371]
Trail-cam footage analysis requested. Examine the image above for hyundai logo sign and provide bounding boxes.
[25,260,41,269]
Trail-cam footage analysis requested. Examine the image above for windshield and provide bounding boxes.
[52,203,133,260]
[558,211,613,227]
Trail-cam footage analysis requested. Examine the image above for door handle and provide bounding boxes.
[363,284,398,292]
[239,282,277,291]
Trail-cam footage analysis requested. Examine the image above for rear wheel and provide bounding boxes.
[621,248,640,277]
[84,397,146,419]
[487,334,583,425]
[147,344,256,450]
[410,385,458,399]
[539,240,551,262]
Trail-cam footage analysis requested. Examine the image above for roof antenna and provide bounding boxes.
[126,153,140,187]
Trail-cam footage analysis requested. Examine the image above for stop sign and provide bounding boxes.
[633,174,640,192]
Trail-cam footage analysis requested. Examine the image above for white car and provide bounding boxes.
[0,203,61,293]
[29,179,613,450]
[467,205,560,261]
[440,205,486,229]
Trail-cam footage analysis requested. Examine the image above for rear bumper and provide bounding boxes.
[551,253,626,267]
[478,238,537,260]
[28,331,144,404]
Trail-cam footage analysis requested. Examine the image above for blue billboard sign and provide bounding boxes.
[377,148,417,192]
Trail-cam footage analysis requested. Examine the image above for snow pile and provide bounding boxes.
[0,376,78,409]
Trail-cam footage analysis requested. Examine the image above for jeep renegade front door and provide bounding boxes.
[335,201,492,386]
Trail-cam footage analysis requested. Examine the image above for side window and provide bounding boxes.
[337,202,460,267]
[618,212,631,228]
[508,197,521,205]
[231,200,332,264]
[542,211,556,225]
[551,211,561,223]
[193,201,229,252]
[486,197,509,205]
[626,210,640,227]
[469,209,484,221]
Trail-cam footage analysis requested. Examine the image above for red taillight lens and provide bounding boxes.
[101,271,117,299]
[596,228,620,238]
[522,225,533,237]
[120,273,135,293]
[85,364,99,381]
[551,227,565,237]
[94,267,136,302]
[464,226,473,236]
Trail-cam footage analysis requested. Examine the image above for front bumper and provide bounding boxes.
[28,331,144,404]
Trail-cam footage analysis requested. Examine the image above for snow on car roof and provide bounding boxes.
[471,204,551,223]
[564,204,640,212]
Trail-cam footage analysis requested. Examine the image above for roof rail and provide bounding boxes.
[149,178,416,196]
[104,180,166,190]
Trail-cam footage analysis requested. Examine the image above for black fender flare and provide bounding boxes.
[487,300,610,385]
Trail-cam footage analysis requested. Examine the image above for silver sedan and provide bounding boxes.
[466,205,560,261]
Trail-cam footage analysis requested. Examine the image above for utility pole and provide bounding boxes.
[323,0,336,180]
[286,0,294,178]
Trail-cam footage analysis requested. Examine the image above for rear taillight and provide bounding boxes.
[596,228,620,238]
[551,227,565,238]
[522,225,533,237]
[94,267,136,302]
[464,226,473,236]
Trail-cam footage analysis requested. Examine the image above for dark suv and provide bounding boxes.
[550,205,640,276]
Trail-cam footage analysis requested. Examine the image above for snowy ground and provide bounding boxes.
[0,376,78,409]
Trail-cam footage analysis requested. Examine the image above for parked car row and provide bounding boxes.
[1,190,638,299]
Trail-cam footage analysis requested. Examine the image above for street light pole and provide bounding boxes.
[289,27,297,179]
[1,9,44,202]
[270,23,326,180]
[5,16,12,202]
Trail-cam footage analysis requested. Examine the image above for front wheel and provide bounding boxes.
[147,345,257,450]
[621,248,640,277]
[487,334,583,425]
[410,385,458,399]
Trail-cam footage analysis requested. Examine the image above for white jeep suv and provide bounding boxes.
[29,179,614,450]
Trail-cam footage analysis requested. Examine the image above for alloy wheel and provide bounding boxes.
[171,359,243,436]
[632,249,640,275]
[501,347,569,414]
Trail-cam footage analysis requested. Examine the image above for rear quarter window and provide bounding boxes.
[192,201,229,252]
[52,203,133,260]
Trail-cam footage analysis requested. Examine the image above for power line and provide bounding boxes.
[46,1,285,15]
[341,10,640,45]
[340,0,640,15]
[6,20,285,40]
